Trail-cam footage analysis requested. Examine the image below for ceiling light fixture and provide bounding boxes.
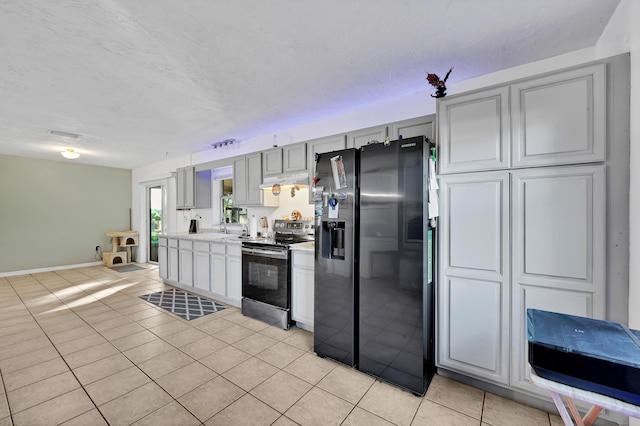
[61,148,80,159]
[211,138,237,149]
[50,130,81,138]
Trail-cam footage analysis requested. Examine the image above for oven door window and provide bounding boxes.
[242,250,289,309]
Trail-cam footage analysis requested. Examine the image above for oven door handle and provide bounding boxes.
[242,247,288,259]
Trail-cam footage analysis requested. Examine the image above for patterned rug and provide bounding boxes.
[140,289,226,320]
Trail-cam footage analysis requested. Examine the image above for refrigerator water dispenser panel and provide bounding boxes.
[321,221,345,260]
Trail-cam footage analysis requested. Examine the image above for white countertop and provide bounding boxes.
[290,241,314,252]
[160,233,316,250]
[159,232,241,243]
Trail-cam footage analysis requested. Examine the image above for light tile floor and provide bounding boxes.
[0,264,563,426]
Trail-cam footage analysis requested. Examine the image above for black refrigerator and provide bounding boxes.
[314,136,435,395]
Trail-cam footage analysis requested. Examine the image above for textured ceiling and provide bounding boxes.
[0,0,620,169]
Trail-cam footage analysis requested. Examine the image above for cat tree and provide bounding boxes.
[103,230,139,266]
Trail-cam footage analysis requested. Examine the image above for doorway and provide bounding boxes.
[148,185,164,263]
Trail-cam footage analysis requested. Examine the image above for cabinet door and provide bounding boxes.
[510,165,605,392]
[438,172,510,384]
[292,252,314,326]
[194,250,210,292]
[284,143,307,173]
[233,157,247,205]
[390,115,435,141]
[262,148,283,178]
[183,166,195,208]
[307,134,347,174]
[211,253,226,296]
[179,250,193,286]
[168,247,179,282]
[246,153,263,206]
[176,168,185,209]
[158,245,168,279]
[307,134,347,202]
[438,87,510,174]
[511,64,606,168]
[346,125,387,149]
[226,255,242,303]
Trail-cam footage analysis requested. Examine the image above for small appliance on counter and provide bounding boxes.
[189,219,198,234]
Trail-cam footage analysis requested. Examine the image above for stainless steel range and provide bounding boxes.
[241,219,314,329]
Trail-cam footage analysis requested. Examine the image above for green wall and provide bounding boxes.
[0,155,132,273]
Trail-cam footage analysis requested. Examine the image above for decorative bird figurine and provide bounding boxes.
[426,67,453,98]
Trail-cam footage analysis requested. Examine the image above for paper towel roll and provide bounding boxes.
[249,215,258,238]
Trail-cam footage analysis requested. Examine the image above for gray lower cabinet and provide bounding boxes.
[510,164,605,394]
[291,250,314,329]
[158,237,168,279]
[168,239,179,282]
[210,243,226,296]
[193,241,210,292]
[437,171,511,384]
[437,165,606,390]
[225,244,242,303]
[158,238,242,308]
[178,240,193,286]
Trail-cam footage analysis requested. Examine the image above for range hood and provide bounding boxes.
[259,171,310,189]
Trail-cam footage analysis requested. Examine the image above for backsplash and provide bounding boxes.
[248,187,314,234]
[187,187,314,235]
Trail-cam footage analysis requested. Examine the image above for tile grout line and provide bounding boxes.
[5,272,110,425]
[4,267,185,424]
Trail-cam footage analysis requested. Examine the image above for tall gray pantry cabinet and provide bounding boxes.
[435,54,630,403]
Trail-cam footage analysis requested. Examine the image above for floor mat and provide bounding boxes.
[110,264,146,272]
[140,289,226,320]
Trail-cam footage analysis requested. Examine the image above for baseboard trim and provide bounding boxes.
[0,261,103,278]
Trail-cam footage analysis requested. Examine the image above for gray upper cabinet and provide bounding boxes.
[262,148,283,178]
[262,143,307,179]
[437,171,510,384]
[511,64,606,168]
[438,87,510,174]
[510,164,605,394]
[233,153,264,206]
[283,143,307,173]
[346,125,387,149]
[307,134,347,203]
[307,134,347,175]
[232,157,247,205]
[176,166,212,210]
[246,153,263,205]
[390,115,435,141]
